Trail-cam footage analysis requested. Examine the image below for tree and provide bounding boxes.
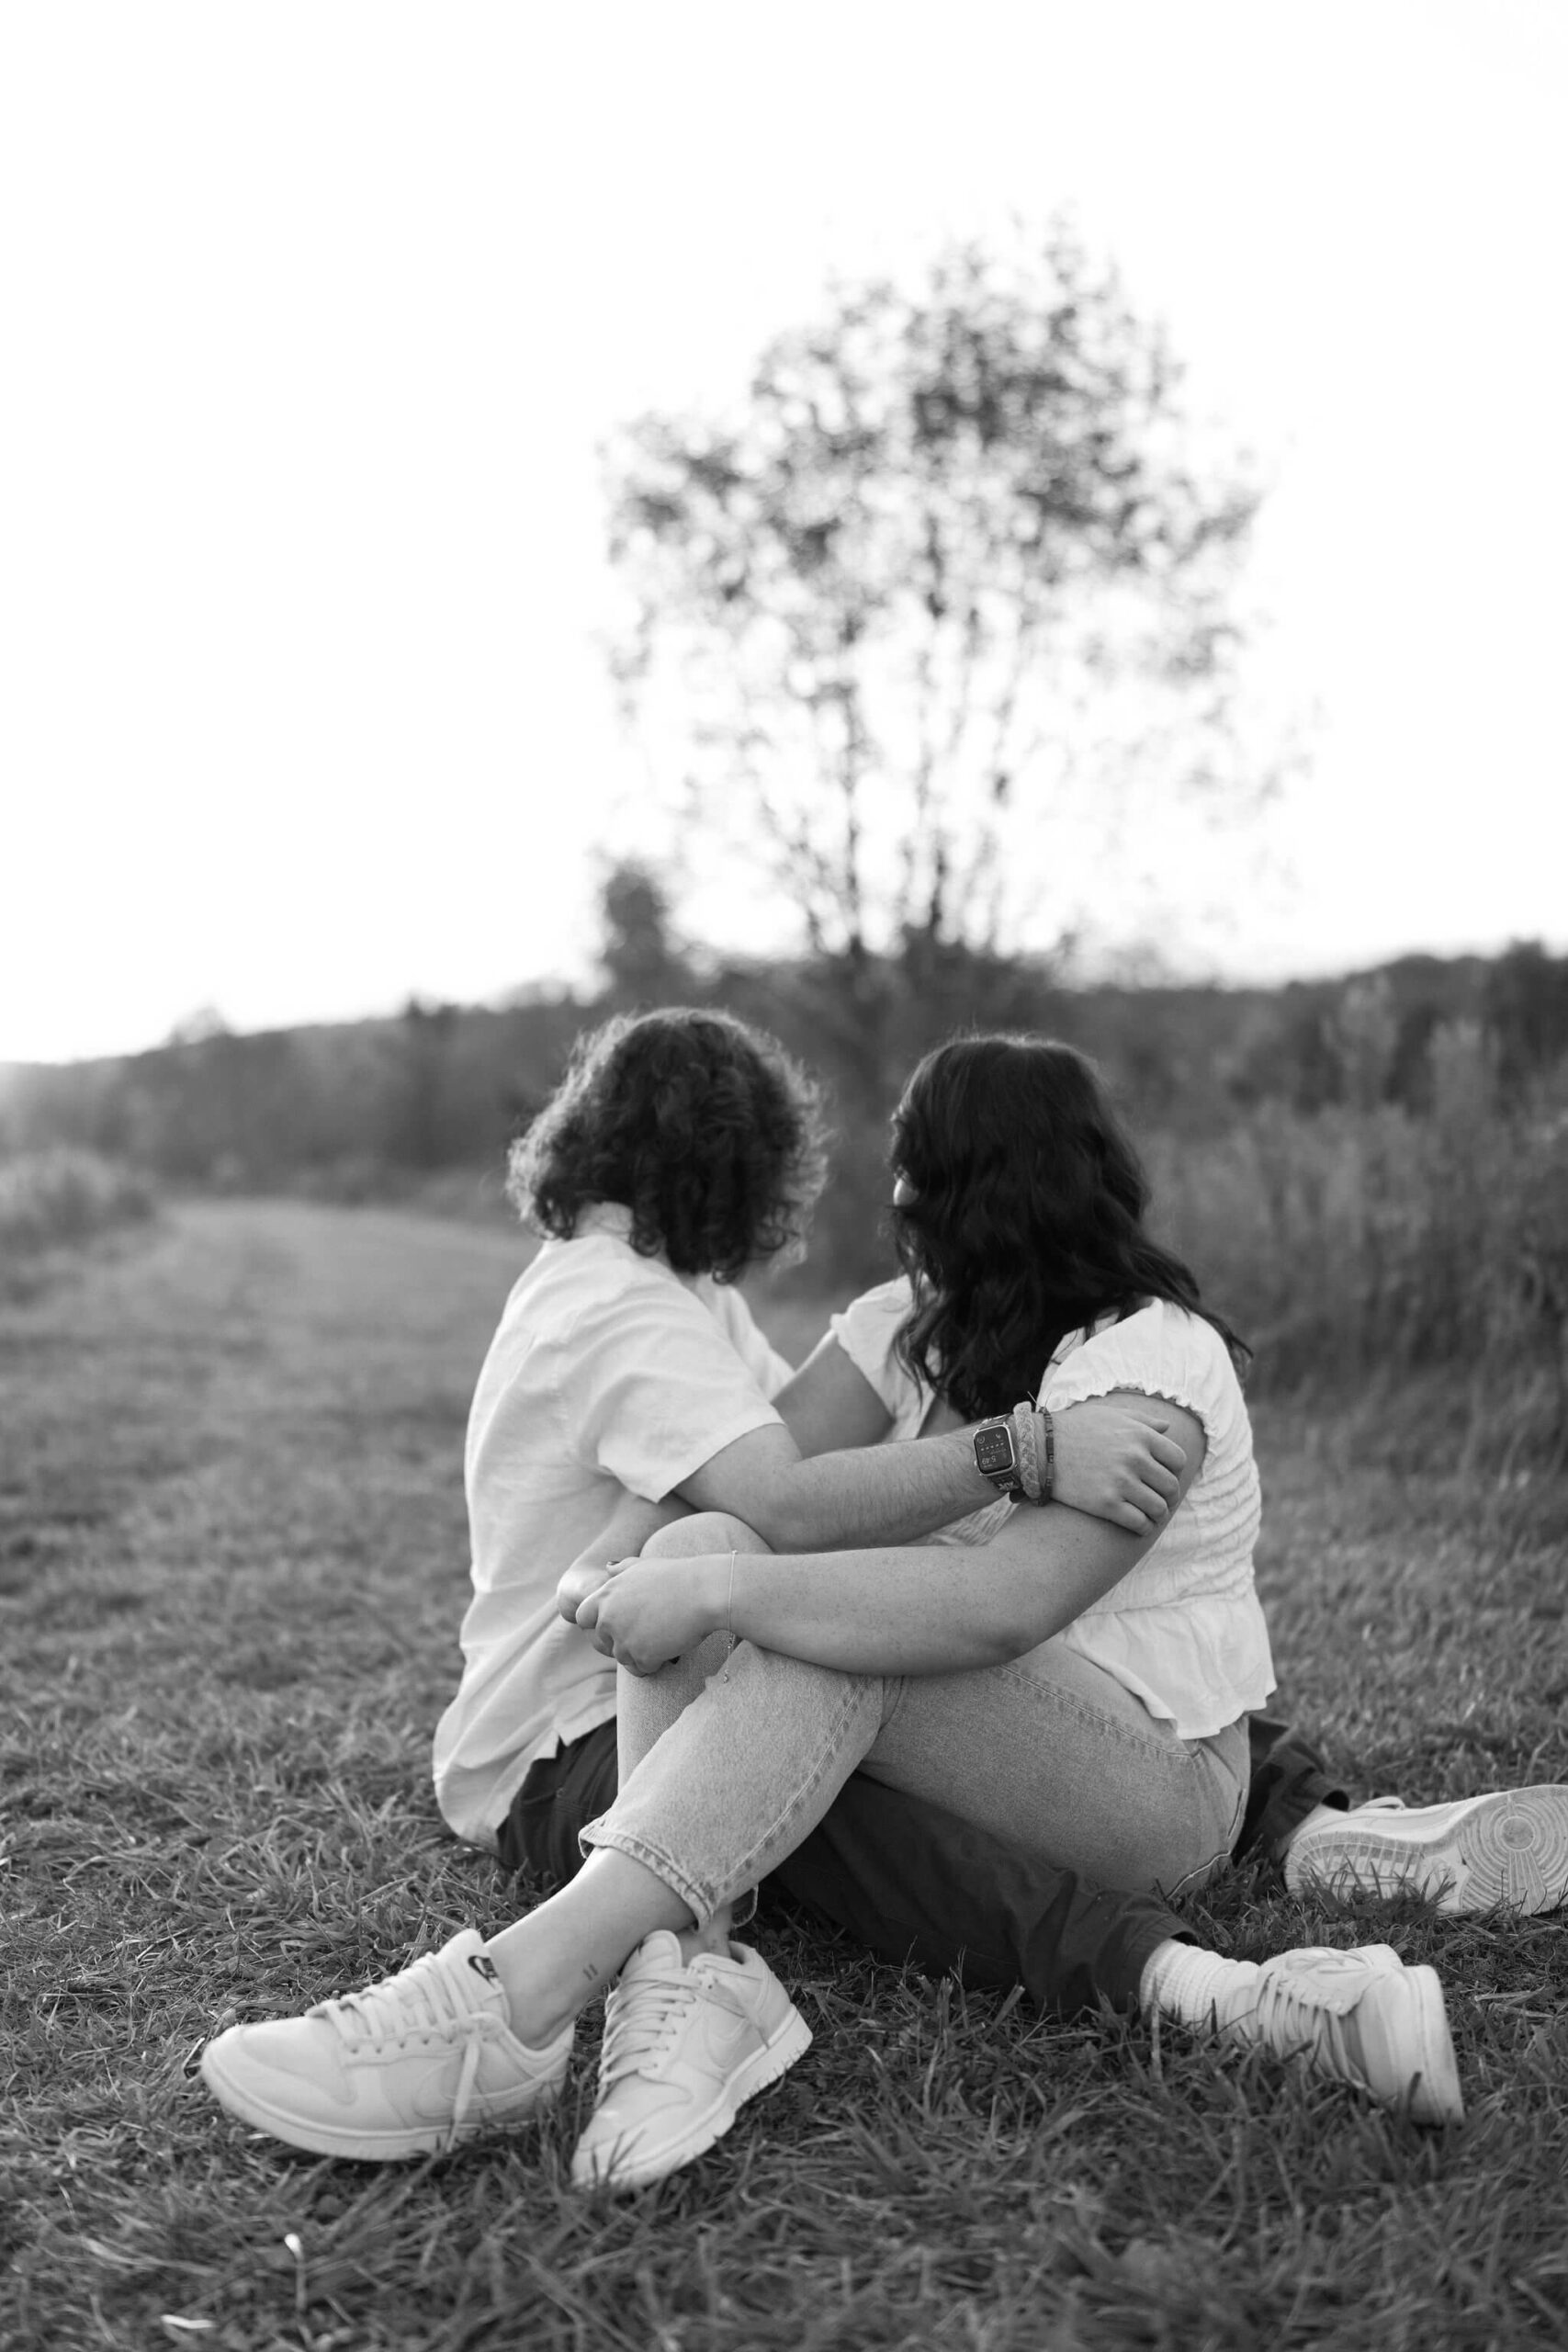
[596,861,695,1008]
[1483,940,1568,1094]
[384,997,459,1171]
[607,223,1265,971]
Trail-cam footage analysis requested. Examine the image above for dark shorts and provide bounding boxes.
[496,1717,620,1888]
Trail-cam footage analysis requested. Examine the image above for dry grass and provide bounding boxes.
[1145,1042,1568,1473]
[0,1150,155,1296]
[4,1202,1568,2351]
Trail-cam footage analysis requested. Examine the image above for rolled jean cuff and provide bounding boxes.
[581,1815,746,1931]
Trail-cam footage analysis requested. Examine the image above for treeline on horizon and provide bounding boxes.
[3,925,1567,1474]
[3,928,1565,1184]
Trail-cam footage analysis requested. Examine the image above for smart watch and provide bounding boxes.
[972,1416,1025,1498]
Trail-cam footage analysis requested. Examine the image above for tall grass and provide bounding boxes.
[787,1019,1568,1471]
[1149,1025,1568,1466]
[0,1147,156,1280]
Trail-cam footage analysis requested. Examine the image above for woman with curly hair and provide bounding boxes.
[513,1002,828,1283]
[203,1026,1493,2189]
[427,1004,828,1860]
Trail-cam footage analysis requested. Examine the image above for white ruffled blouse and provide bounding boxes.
[828,1279,1276,1739]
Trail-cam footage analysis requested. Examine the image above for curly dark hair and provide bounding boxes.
[506,1008,829,1283]
[891,1033,1250,1418]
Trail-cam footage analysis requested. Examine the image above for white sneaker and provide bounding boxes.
[1285,1787,1568,1916]
[199,1929,574,2160]
[1216,1941,1463,2125]
[570,1930,811,2192]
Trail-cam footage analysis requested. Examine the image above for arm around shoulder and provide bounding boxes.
[726,1393,1209,1675]
[676,1415,998,1550]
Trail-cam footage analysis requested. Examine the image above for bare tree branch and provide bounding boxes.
[605,222,1265,965]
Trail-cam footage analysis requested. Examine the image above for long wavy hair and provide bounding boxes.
[891,1034,1249,1417]
[507,1008,828,1282]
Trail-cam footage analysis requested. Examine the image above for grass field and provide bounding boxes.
[5,1202,1568,2352]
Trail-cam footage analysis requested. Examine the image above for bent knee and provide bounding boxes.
[640,1510,770,1559]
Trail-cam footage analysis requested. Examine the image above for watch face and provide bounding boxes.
[974,1424,1014,1475]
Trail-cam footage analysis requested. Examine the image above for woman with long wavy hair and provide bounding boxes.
[557,1034,1461,2171]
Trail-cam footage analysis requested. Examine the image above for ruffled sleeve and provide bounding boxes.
[1039,1301,1240,1446]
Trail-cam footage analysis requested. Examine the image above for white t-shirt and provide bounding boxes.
[432,1205,790,1847]
[830,1276,1275,1736]
[829,1278,931,1441]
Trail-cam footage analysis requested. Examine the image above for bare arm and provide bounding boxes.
[770,1333,896,1455]
[558,1338,908,1620]
[580,1395,1208,1678]
[565,1306,1191,1630]
[767,1335,1188,1533]
[677,1417,999,1549]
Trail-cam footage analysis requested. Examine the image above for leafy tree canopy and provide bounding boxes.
[608,223,1267,967]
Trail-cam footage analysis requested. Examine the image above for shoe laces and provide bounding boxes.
[1251,1961,1370,2086]
[312,1951,494,2057]
[311,1951,498,2148]
[597,1965,700,2093]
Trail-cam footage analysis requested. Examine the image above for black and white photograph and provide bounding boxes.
[4,6,1567,2346]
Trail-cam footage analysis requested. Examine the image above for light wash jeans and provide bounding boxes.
[581,1514,1248,1928]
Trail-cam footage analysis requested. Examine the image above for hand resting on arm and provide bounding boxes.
[577,1394,1208,1679]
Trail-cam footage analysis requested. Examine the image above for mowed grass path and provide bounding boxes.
[5,1201,1568,2352]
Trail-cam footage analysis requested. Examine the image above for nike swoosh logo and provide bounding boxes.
[406,2055,472,2122]
[685,1992,761,2069]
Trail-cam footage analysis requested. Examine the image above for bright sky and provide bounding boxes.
[3,0,1565,1064]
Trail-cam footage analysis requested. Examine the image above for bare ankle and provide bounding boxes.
[490,1966,579,2050]
[676,1905,736,1965]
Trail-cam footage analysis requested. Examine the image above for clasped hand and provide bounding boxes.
[566,1553,724,1678]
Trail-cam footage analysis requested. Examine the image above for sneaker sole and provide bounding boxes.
[572,2006,813,2192]
[1289,1787,1568,1916]
[198,2041,561,2163]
